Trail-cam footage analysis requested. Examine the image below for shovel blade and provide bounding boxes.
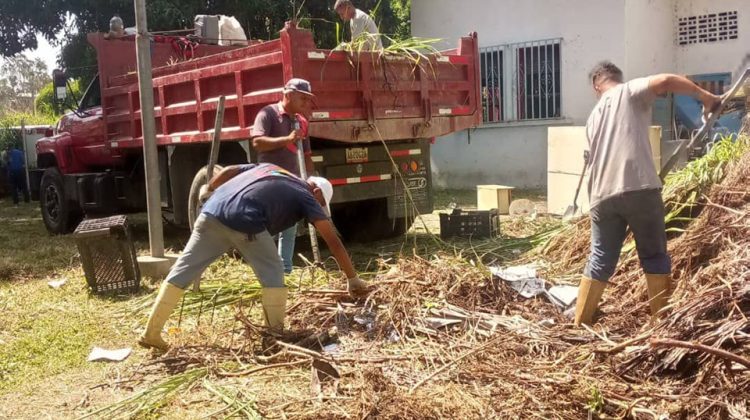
[562,204,579,221]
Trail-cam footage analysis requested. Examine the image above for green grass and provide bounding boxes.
[0,201,78,280]
[0,200,130,393]
[0,188,554,416]
[0,278,124,392]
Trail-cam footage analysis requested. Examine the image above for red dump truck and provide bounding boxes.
[33,22,480,239]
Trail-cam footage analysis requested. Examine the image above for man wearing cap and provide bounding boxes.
[334,0,383,50]
[139,163,369,351]
[251,78,315,274]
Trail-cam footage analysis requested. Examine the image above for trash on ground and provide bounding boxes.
[87,346,132,362]
[47,278,67,289]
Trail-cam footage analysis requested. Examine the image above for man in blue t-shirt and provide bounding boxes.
[139,163,369,351]
[4,144,29,205]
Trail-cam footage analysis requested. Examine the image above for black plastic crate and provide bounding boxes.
[439,208,500,239]
[74,215,141,294]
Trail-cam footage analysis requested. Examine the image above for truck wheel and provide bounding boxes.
[187,165,223,230]
[40,168,82,234]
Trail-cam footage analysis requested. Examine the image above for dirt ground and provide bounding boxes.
[0,188,551,419]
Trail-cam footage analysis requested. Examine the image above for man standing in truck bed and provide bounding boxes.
[334,0,383,50]
[251,78,315,274]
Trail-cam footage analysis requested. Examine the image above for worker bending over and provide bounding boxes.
[139,163,368,351]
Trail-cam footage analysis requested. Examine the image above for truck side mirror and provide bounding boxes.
[53,69,68,103]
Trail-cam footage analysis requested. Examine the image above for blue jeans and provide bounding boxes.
[278,224,297,274]
[584,189,671,282]
[9,169,29,205]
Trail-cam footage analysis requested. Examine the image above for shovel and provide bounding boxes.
[659,68,749,180]
[562,151,589,221]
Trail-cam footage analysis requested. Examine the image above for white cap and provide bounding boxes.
[307,176,333,216]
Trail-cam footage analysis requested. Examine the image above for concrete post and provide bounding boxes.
[134,0,164,258]
[133,0,177,280]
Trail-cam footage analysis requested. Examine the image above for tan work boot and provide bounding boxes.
[574,276,607,326]
[138,282,185,351]
[262,287,288,331]
[645,273,672,321]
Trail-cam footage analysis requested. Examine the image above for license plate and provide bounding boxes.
[345,147,368,163]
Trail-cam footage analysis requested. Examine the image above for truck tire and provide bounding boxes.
[187,165,223,230]
[40,168,82,234]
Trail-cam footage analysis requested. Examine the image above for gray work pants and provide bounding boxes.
[166,214,284,289]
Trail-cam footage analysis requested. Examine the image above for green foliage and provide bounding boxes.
[34,79,82,116]
[0,112,56,152]
[1,0,411,83]
[0,54,51,114]
[585,385,604,413]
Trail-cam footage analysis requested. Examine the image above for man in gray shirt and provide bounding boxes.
[575,61,720,327]
[334,0,383,50]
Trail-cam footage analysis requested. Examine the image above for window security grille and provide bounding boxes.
[480,38,562,123]
[678,10,738,45]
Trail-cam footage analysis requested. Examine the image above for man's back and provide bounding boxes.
[585,77,661,208]
[201,164,327,236]
[351,9,383,50]
[7,148,25,172]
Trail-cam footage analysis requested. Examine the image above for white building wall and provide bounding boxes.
[412,0,627,188]
[412,0,750,189]
[431,126,549,188]
[623,0,675,78]
[674,0,750,76]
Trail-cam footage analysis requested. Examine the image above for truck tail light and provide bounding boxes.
[410,161,419,172]
[400,162,409,173]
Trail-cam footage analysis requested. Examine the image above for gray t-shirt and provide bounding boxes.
[351,9,382,50]
[251,103,311,177]
[585,77,661,209]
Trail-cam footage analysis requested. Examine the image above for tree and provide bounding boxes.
[1,0,411,82]
[35,79,82,116]
[0,54,50,115]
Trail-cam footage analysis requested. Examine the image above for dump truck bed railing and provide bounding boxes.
[95,22,480,150]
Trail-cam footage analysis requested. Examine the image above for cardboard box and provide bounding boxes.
[477,185,514,214]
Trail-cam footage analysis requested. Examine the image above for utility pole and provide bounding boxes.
[134,0,165,258]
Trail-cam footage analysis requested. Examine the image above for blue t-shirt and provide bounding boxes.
[201,163,329,235]
[7,149,24,172]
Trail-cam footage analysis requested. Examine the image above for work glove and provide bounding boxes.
[198,184,213,204]
[347,276,371,295]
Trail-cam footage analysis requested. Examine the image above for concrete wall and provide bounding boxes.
[412,0,627,188]
[623,0,675,78]
[412,0,750,189]
[674,0,750,75]
[431,125,550,188]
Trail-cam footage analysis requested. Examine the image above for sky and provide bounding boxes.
[28,33,61,73]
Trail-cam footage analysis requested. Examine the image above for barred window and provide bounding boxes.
[480,38,562,124]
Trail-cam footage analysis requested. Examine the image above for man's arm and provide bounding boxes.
[207,165,249,191]
[251,130,299,153]
[313,218,356,279]
[649,74,721,116]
